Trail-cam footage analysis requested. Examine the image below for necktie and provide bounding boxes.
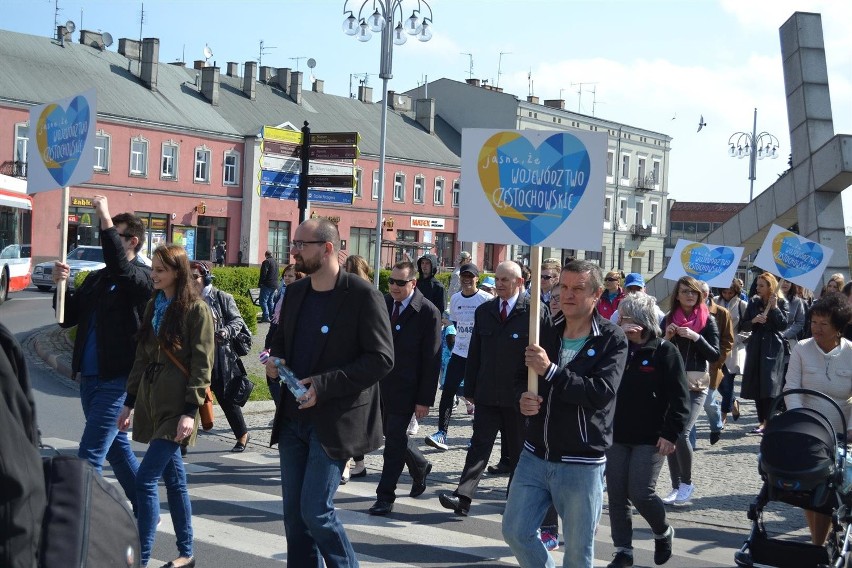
[391,301,402,325]
[500,300,508,322]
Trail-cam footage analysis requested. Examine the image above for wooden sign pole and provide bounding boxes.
[56,186,70,323]
[527,246,542,394]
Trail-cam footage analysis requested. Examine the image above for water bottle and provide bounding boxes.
[274,358,308,400]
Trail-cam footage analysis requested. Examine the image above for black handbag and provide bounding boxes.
[231,323,252,357]
[226,358,254,406]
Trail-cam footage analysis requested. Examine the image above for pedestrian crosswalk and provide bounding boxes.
[40,437,744,567]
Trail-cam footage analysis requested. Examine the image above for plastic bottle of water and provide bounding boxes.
[274,358,308,399]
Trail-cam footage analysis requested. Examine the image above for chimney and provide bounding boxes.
[140,38,159,92]
[226,62,239,77]
[527,95,539,104]
[259,66,273,83]
[465,78,481,87]
[201,66,220,106]
[388,91,411,111]
[357,85,373,103]
[56,25,72,44]
[193,60,205,70]
[79,30,104,48]
[275,68,291,92]
[416,98,435,133]
[118,38,141,59]
[312,79,324,93]
[290,71,302,104]
[543,99,565,110]
[243,61,257,100]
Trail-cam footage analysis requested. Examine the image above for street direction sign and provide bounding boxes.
[310,146,360,160]
[261,155,354,176]
[261,169,300,187]
[260,184,354,204]
[306,174,355,189]
[263,140,300,157]
[307,161,354,176]
[310,132,359,146]
[262,126,303,144]
[261,155,302,173]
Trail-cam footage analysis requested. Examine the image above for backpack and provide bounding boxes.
[39,456,141,567]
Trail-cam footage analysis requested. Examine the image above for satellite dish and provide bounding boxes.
[307,58,316,69]
[102,32,113,48]
[65,20,76,33]
[398,96,404,104]
[204,45,213,59]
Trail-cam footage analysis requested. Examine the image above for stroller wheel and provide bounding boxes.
[734,549,753,567]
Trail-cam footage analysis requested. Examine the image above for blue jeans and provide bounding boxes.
[278,419,357,568]
[78,375,139,511]
[136,439,192,566]
[689,386,725,447]
[503,451,604,568]
[259,286,276,321]
[718,366,737,414]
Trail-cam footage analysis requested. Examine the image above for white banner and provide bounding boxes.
[753,224,834,291]
[663,239,744,288]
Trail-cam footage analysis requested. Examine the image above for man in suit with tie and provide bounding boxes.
[266,218,394,566]
[368,261,442,516]
[439,261,530,516]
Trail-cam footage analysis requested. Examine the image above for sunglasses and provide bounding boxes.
[117,233,135,240]
[605,277,619,282]
[388,277,415,286]
[540,275,555,280]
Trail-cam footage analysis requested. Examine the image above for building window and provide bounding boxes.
[194,147,211,182]
[649,249,655,272]
[434,178,445,205]
[618,247,625,270]
[130,138,148,176]
[393,173,405,202]
[350,227,376,265]
[354,168,363,198]
[653,161,661,184]
[223,151,239,185]
[395,230,417,263]
[14,124,28,168]
[607,151,614,177]
[413,175,424,203]
[621,154,630,179]
[196,216,228,262]
[452,179,460,207]
[619,200,627,225]
[94,132,110,172]
[635,201,644,226]
[604,197,611,222]
[584,250,602,264]
[436,232,454,267]
[268,220,291,262]
[601,246,607,267]
[638,157,646,181]
[372,170,379,200]
[650,202,659,226]
[161,143,178,179]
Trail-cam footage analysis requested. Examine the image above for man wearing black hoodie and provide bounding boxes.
[416,253,446,313]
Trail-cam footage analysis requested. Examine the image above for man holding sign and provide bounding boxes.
[503,260,627,568]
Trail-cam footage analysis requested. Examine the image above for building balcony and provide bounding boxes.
[633,173,657,191]
[631,224,653,239]
[0,160,27,178]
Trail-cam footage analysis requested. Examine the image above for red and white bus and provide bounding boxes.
[0,173,33,303]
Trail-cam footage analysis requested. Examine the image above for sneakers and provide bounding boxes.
[674,483,694,505]
[661,487,679,505]
[425,431,449,451]
[407,415,419,436]
[465,401,475,415]
[539,529,559,551]
[606,550,634,567]
[654,525,674,565]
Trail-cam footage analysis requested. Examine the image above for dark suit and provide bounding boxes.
[268,269,393,565]
[454,293,530,503]
[377,289,442,502]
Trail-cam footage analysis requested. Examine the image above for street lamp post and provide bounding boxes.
[342,0,433,286]
[727,108,780,202]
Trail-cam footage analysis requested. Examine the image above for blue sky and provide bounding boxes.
[6,0,852,228]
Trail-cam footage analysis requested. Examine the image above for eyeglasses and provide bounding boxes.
[605,277,619,282]
[541,275,555,280]
[388,277,415,286]
[291,240,327,250]
[191,274,203,280]
[678,289,699,296]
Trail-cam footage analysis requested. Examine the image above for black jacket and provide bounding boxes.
[58,227,153,380]
[465,294,534,407]
[416,253,446,312]
[612,337,689,445]
[381,288,442,414]
[0,322,45,568]
[259,256,279,288]
[664,312,720,373]
[517,310,628,464]
[208,288,249,392]
[740,295,790,400]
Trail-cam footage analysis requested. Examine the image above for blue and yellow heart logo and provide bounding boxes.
[680,243,736,280]
[36,95,91,187]
[772,231,823,278]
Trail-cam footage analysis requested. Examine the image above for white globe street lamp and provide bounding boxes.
[727,108,780,202]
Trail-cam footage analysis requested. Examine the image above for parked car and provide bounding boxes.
[31,246,106,291]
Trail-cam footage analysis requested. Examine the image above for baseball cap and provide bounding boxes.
[624,273,645,289]
[459,263,479,277]
[480,276,496,289]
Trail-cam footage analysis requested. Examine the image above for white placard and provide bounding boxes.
[752,224,834,291]
[663,239,744,288]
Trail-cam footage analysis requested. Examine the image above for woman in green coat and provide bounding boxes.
[118,244,214,568]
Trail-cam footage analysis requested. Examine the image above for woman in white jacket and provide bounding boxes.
[715,278,748,424]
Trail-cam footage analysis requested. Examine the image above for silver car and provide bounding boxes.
[31,246,106,291]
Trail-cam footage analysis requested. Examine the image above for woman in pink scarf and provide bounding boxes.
[660,276,720,506]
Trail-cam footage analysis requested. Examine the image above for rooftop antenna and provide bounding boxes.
[590,85,604,116]
[290,56,308,73]
[138,2,145,43]
[528,70,534,97]
[496,51,511,88]
[307,58,317,83]
[349,72,370,98]
[203,44,213,67]
[53,0,60,40]
[460,52,473,80]
[571,81,598,113]
[258,39,276,66]
[60,20,75,47]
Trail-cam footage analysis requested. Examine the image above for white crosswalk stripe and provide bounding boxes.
[49,437,743,567]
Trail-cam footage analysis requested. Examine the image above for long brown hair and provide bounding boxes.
[139,244,199,351]
[345,254,371,282]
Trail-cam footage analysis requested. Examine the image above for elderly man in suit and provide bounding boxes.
[369,261,442,516]
[266,218,394,567]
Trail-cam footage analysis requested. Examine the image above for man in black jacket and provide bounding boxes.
[416,253,446,312]
[259,250,279,322]
[368,261,441,516]
[438,261,528,516]
[502,260,628,568]
[53,195,152,512]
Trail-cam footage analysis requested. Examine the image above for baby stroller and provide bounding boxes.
[735,389,852,568]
